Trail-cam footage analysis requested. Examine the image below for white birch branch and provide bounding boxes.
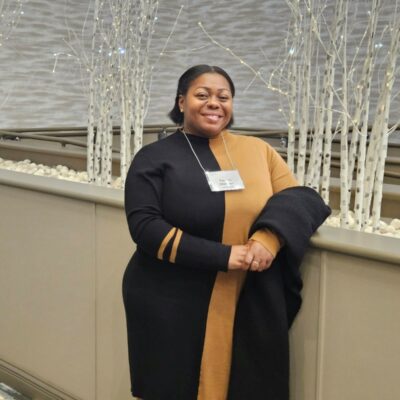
[339,4,350,227]
[296,4,313,185]
[371,21,400,230]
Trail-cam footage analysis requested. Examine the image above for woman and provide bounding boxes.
[123,65,330,400]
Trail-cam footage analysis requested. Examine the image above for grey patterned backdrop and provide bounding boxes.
[0,0,399,130]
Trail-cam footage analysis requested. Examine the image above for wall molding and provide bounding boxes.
[0,360,81,400]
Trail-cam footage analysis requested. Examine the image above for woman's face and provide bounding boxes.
[179,73,233,138]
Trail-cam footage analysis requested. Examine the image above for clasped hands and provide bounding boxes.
[228,240,274,272]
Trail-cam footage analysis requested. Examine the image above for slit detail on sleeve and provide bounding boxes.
[157,227,177,260]
[169,229,183,263]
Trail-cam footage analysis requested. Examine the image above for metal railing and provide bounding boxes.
[1,125,399,180]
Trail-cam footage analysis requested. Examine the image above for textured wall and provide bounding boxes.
[0,0,399,130]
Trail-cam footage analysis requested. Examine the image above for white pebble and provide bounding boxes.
[34,168,45,176]
[390,218,400,230]
[77,171,87,179]
[382,225,396,234]
[326,216,340,227]
[348,215,356,228]
[381,232,395,238]
[379,220,387,228]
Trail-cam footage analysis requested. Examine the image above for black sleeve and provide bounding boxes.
[250,186,331,326]
[124,149,231,271]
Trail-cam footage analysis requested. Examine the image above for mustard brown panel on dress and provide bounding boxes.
[197,132,297,400]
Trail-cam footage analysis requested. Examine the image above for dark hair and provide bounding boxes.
[168,65,235,127]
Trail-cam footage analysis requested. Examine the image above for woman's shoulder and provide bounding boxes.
[226,130,271,149]
[135,130,183,158]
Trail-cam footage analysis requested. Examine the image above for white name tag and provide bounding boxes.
[205,170,245,192]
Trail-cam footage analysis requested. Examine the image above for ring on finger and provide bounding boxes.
[252,260,260,270]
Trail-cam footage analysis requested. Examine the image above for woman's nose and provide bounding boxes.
[207,96,219,108]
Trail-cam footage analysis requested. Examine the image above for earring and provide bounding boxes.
[180,109,183,113]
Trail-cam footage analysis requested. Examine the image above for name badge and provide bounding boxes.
[205,170,245,192]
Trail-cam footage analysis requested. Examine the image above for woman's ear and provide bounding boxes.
[178,95,184,113]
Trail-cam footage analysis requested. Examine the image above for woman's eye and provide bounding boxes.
[196,93,208,99]
[219,96,229,101]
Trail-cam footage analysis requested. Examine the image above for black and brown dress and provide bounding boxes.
[122,130,329,400]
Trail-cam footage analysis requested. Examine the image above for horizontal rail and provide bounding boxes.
[1,126,399,181]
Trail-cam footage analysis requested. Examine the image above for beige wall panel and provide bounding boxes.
[290,249,321,400]
[95,205,135,400]
[0,185,96,400]
[320,253,400,400]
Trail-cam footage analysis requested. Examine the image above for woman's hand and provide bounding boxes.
[228,242,275,271]
[244,240,275,272]
[228,245,250,270]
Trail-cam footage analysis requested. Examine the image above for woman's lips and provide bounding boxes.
[203,114,223,122]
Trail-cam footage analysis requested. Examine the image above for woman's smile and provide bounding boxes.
[202,113,223,122]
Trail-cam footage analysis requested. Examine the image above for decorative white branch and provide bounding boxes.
[86,0,100,183]
[84,0,159,187]
[339,4,350,228]
[0,0,24,48]
[354,0,381,229]
[370,21,400,230]
[198,22,289,98]
[296,4,314,185]
[137,0,399,235]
